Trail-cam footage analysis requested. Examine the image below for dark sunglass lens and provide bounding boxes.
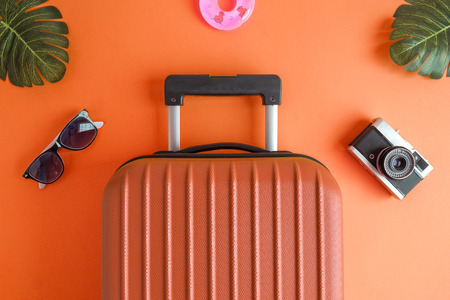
[60,117,97,149]
[29,152,63,183]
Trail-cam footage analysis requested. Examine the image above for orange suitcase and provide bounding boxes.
[102,75,343,299]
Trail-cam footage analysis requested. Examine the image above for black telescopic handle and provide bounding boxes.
[164,75,282,106]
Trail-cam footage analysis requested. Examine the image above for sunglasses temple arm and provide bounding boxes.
[94,121,104,129]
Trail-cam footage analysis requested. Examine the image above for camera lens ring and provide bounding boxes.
[376,146,415,180]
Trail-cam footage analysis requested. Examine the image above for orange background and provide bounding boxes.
[1,0,450,299]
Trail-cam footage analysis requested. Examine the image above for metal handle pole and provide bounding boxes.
[265,105,278,151]
[169,105,278,152]
[168,106,180,151]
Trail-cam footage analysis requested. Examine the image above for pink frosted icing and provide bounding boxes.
[199,0,255,31]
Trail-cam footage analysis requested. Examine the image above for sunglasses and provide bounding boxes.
[23,109,104,189]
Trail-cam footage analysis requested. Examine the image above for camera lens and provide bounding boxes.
[392,157,407,170]
[377,147,415,180]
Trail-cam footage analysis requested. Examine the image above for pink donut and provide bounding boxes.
[199,0,255,31]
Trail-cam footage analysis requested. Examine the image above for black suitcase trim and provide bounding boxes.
[117,143,328,171]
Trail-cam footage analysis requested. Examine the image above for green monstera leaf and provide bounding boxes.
[0,0,68,87]
[390,0,450,79]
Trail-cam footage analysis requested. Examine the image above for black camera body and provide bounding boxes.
[348,118,433,199]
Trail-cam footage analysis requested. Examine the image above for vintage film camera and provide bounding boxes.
[347,118,433,199]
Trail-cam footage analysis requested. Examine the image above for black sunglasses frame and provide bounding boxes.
[23,109,100,185]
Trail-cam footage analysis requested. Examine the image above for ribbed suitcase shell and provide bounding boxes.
[102,156,342,300]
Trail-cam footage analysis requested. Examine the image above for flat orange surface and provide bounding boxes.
[1,0,449,299]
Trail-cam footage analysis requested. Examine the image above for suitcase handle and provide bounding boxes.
[177,143,268,154]
[164,75,282,152]
[164,75,281,106]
